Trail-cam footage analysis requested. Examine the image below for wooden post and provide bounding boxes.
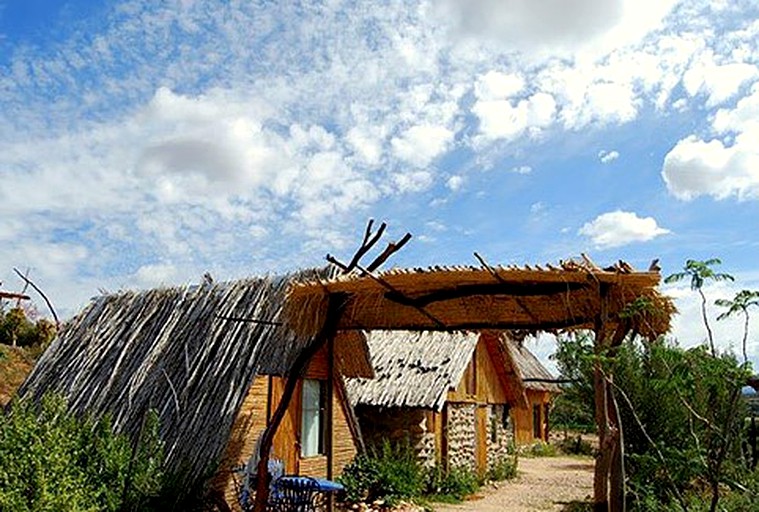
[593,284,611,512]
[326,329,335,511]
[609,380,626,512]
[252,293,347,512]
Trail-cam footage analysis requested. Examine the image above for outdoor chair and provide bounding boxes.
[268,475,323,512]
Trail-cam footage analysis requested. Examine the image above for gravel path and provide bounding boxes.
[431,456,594,512]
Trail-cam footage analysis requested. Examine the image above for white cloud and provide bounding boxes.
[391,124,455,167]
[579,210,670,248]
[474,71,525,101]
[683,58,758,107]
[134,263,178,287]
[435,0,677,57]
[446,175,464,191]
[599,150,620,163]
[473,92,556,142]
[662,82,759,201]
[511,165,533,174]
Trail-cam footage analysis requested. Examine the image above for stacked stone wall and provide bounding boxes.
[356,406,434,466]
[487,404,514,469]
[445,402,476,471]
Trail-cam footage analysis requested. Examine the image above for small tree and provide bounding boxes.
[715,289,759,364]
[665,258,734,356]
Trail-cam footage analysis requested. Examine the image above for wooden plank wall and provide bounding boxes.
[512,389,551,444]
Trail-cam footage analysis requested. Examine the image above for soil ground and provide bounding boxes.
[431,456,594,512]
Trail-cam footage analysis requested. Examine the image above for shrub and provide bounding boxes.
[0,393,164,511]
[556,435,594,456]
[339,439,423,506]
[523,440,558,457]
[424,464,479,502]
[0,306,56,349]
[486,454,518,481]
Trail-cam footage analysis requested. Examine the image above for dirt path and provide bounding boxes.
[431,456,594,512]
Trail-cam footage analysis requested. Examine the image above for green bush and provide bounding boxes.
[486,454,518,481]
[0,306,56,348]
[424,464,479,502]
[338,439,423,506]
[0,393,164,511]
[523,440,558,457]
[556,435,594,456]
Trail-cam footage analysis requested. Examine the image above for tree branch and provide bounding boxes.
[13,268,59,327]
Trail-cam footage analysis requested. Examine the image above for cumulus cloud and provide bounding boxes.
[579,210,670,248]
[391,124,455,167]
[435,0,677,55]
[683,59,758,107]
[473,92,556,142]
[662,84,759,201]
[599,150,620,163]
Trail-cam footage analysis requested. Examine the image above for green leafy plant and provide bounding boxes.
[338,439,424,506]
[0,393,164,512]
[485,454,518,481]
[424,464,479,503]
[664,258,734,356]
[715,289,759,364]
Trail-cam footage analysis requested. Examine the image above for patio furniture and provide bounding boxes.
[269,475,344,512]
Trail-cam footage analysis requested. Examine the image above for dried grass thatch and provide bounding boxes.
[346,330,558,411]
[346,331,480,411]
[284,259,674,340]
[16,269,370,497]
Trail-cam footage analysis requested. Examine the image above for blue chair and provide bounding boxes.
[268,476,323,512]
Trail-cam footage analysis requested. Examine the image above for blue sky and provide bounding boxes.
[1,0,758,367]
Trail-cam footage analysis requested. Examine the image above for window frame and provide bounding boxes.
[300,378,327,457]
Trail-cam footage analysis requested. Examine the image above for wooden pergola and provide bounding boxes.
[251,228,674,512]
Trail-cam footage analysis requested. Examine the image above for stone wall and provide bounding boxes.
[487,404,514,469]
[356,406,435,466]
[445,402,476,471]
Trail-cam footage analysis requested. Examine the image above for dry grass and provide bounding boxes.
[0,345,35,406]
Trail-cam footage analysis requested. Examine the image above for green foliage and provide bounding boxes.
[0,305,56,348]
[0,393,164,512]
[485,453,518,481]
[556,435,594,456]
[550,332,595,432]
[664,258,734,291]
[424,465,479,503]
[338,439,424,506]
[523,440,558,458]
[554,331,756,510]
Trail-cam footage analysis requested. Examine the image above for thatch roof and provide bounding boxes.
[285,259,674,339]
[346,331,480,411]
[346,331,556,411]
[17,270,371,496]
[503,338,561,394]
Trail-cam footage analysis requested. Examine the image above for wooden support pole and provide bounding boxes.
[252,293,347,512]
[593,284,611,512]
[326,328,335,511]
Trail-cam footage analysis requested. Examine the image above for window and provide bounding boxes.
[301,379,326,457]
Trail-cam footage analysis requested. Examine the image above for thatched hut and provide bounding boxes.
[346,331,559,475]
[17,270,372,507]
[502,339,561,444]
